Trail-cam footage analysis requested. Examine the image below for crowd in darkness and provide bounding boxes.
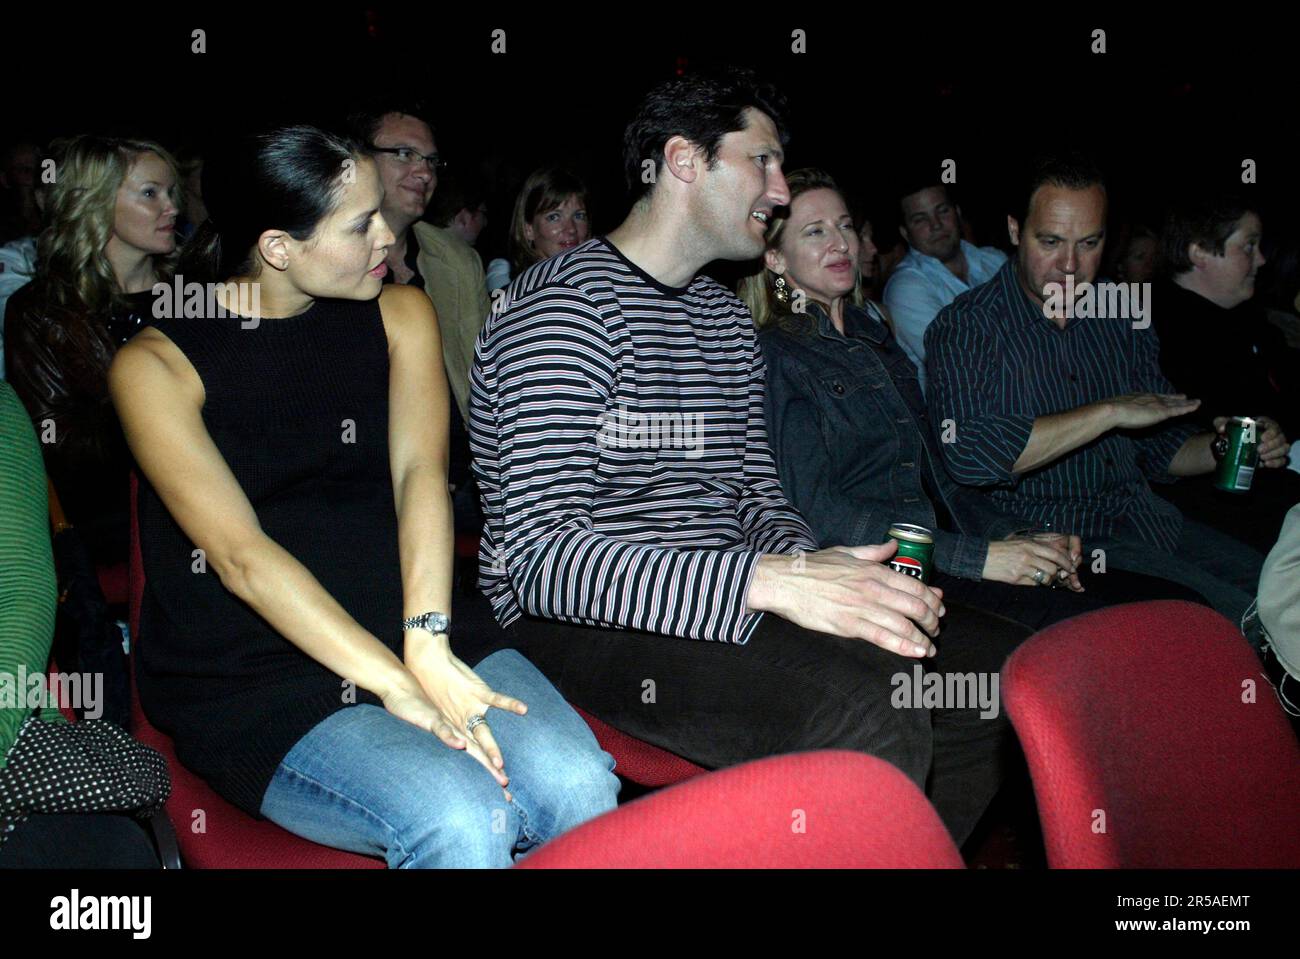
[1,57,1298,869]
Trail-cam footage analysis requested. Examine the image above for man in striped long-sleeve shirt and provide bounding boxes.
[470,70,1028,847]
[926,153,1277,628]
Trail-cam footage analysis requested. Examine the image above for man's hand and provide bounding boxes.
[982,533,1083,591]
[1253,416,1291,469]
[1106,393,1202,429]
[745,542,946,658]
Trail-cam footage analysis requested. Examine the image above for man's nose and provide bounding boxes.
[767,167,791,207]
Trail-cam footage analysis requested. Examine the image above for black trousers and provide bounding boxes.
[0,813,159,869]
[1155,469,1300,556]
[515,604,1029,848]
[933,565,1208,633]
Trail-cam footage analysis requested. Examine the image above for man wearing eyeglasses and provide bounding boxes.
[349,102,493,535]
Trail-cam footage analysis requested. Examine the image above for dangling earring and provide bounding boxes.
[774,274,791,304]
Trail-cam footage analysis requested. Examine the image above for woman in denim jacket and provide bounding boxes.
[742,169,1201,630]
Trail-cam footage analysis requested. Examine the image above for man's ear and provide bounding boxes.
[1007,215,1021,248]
[1188,241,1212,270]
[257,230,291,272]
[662,135,702,186]
[764,247,785,275]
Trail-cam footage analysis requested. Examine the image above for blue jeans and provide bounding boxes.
[259,649,620,868]
[1092,517,1265,637]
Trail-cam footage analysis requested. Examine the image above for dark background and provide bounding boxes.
[4,9,1296,276]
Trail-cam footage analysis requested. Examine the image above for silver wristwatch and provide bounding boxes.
[402,611,450,636]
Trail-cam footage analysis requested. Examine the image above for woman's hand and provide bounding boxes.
[403,631,528,789]
[983,534,1083,590]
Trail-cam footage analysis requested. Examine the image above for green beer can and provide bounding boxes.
[888,523,935,583]
[1213,416,1258,494]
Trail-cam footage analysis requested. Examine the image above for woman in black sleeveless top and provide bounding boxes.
[108,126,617,868]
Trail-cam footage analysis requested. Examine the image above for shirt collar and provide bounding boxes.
[806,299,888,344]
[1003,259,1075,331]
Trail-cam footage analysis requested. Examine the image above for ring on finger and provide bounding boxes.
[466,713,489,735]
[1032,568,1048,586]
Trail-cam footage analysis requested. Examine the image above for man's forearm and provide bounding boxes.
[1012,402,1113,474]
[1169,432,1216,476]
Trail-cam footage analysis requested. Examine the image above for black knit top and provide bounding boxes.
[136,295,403,817]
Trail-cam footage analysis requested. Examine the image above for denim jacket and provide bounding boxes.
[759,300,1027,580]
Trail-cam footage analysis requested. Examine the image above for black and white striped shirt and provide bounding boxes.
[470,237,817,643]
[925,259,1196,551]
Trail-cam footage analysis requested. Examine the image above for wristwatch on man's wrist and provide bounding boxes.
[402,611,451,636]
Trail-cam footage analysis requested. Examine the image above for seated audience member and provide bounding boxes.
[1248,504,1300,736]
[745,169,1204,632]
[109,125,618,868]
[926,153,1281,631]
[1112,222,1159,283]
[4,135,181,568]
[351,102,490,419]
[1258,234,1300,349]
[1150,193,1300,551]
[0,235,39,374]
[484,166,590,295]
[883,177,1007,392]
[473,70,1019,849]
[428,169,489,248]
[174,148,208,241]
[0,381,160,868]
[0,141,41,244]
[853,208,904,303]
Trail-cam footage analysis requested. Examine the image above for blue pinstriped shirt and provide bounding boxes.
[924,259,1196,551]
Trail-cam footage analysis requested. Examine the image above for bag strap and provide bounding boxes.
[47,476,73,535]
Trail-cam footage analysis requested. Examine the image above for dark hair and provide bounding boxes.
[182,125,364,282]
[1160,192,1258,276]
[1013,152,1106,226]
[895,168,953,216]
[622,67,789,202]
[345,100,437,149]
[427,169,486,228]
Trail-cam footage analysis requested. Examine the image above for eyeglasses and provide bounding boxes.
[370,146,444,171]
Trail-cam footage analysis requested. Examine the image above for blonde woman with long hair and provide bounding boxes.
[3,134,180,566]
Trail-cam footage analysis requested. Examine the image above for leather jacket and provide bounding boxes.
[3,282,148,564]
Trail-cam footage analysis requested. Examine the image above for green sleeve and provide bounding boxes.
[0,381,61,768]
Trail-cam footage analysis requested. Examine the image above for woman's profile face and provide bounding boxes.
[858,220,878,279]
[283,157,396,300]
[110,152,179,256]
[524,193,589,260]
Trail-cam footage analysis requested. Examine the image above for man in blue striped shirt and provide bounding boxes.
[472,69,1025,846]
[926,154,1276,627]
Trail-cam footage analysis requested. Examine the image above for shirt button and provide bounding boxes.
[832,383,845,395]
[901,461,915,468]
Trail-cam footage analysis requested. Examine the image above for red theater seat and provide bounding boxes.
[517,750,964,869]
[1003,600,1300,868]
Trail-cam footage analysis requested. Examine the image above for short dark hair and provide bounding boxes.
[1160,193,1258,276]
[345,100,436,149]
[427,169,486,228]
[622,67,789,201]
[896,169,952,217]
[1013,152,1106,226]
